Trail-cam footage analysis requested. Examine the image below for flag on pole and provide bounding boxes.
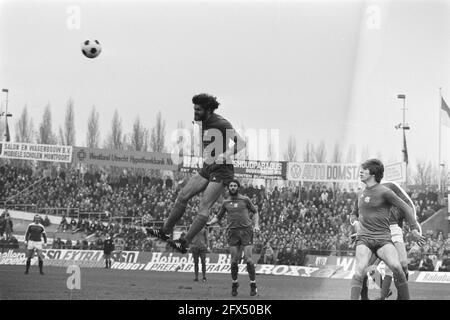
[441,97,450,127]
[402,130,408,165]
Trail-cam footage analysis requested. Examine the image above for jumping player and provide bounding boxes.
[24,215,47,275]
[349,159,423,300]
[190,225,209,282]
[358,180,425,300]
[147,93,246,253]
[207,179,260,297]
[103,234,115,269]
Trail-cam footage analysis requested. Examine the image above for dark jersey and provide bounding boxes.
[191,228,208,249]
[217,195,257,229]
[103,239,115,254]
[25,223,47,242]
[200,113,236,164]
[381,181,415,228]
[351,183,412,239]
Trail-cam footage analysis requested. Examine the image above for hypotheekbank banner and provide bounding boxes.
[72,146,178,171]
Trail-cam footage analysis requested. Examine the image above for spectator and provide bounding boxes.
[2,213,13,240]
[419,255,435,271]
[73,240,82,249]
[59,215,68,232]
[43,215,51,227]
[52,238,63,249]
[70,218,77,231]
[439,254,450,272]
[263,243,274,264]
[65,240,73,249]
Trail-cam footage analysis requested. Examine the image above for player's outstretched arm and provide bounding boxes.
[206,216,220,226]
[349,197,359,226]
[25,225,30,244]
[253,212,260,232]
[384,190,425,244]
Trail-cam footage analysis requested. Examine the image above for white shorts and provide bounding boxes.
[27,240,43,251]
[390,224,404,244]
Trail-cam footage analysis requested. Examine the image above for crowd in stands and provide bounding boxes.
[0,163,447,264]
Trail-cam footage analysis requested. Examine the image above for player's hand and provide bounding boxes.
[411,229,426,246]
[254,225,260,233]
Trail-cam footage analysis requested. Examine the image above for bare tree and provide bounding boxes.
[58,126,65,145]
[130,117,149,151]
[412,160,432,187]
[62,98,76,146]
[37,104,56,144]
[105,109,123,149]
[315,140,327,163]
[86,105,100,148]
[331,141,342,163]
[150,111,166,152]
[303,141,315,162]
[15,105,34,143]
[284,135,298,162]
[346,144,356,163]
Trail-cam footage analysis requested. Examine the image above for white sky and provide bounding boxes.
[0,0,449,168]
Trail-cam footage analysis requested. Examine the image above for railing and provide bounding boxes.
[39,207,80,218]
[0,203,38,213]
[0,203,79,218]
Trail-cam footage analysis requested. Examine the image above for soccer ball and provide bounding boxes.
[81,39,102,59]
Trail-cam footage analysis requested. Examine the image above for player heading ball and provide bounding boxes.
[147,93,246,254]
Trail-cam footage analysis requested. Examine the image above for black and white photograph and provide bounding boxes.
[0,0,449,306]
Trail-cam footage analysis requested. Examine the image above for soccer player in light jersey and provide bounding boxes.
[207,179,260,297]
[147,94,246,254]
[357,180,425,300]
[24,215,47,275]
[349,159,423,300]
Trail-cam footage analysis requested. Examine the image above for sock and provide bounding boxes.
[162,199,188,234]
[202,262,206,278]
[380,275,392,299]
[360,275,369,300]
[402,265,409,281]
[194,262,199,279]
[231,262,239,281]
[38,259,43,272]
[26,258,31,272]
[350,275,364,300]
[183,215,208,244]
[394,272,410,300]
[247,262,256,282]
